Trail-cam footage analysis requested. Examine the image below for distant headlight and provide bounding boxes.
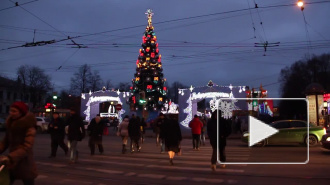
[326,137,330,142]
[243,133,249,137]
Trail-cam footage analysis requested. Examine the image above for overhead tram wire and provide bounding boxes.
[301,10,312,60]
[8,0,84,48]
[1,1,330,52]
[55,48,80,72]
[246,0,257,39]
[62,1,330,40]
[0,0,39,12]
[305,22,330,41]
[254,0,268,42]
[233,72,281,84]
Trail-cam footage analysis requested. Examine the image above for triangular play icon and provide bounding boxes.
[249,116,279,147]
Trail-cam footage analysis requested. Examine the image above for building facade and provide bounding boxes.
[0,76,31,118]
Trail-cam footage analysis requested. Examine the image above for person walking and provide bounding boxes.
[67,108,85,164]
[48,112,68,158]
[153,114,162,146]
[113,117,119,131]
[87,114,105,155]
[189,115,203,150]
[163,116,182,166]
[140,117,147,144]
[200,116,207,146]
[118,115,130,154]
[0,101,38,185]
[128,115,141,153]
[207,110,231,171]
[155,113,166,153]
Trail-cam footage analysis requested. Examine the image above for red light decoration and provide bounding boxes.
[132,96,136,104]
[147,85,152,89]
[146,47,150,52]
[151,53,155,58]
[163,87,167,91]
[130,86,133,90]
[140,53,144,57]
[156,43,159,48]
[156,48,159,53]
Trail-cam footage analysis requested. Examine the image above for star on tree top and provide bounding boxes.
[145,9,154,27]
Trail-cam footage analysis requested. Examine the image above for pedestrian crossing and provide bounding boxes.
[34,136,251,185]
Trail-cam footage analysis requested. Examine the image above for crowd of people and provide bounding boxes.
[0,101,232,185]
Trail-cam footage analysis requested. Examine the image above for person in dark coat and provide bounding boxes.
[140,117,147,143]
[87,114,105,155]
[67,108,85,164]
[0,101,38,185]
[163,116,182,165]
[128,115,141,152]
[48,112,68,158]
[200,116,207,146]
[153,113,163,146]
[207,110,230,171]
[156,113,166,153]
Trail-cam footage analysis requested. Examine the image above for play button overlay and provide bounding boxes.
[249,116,279,147]
[216,98,308,164]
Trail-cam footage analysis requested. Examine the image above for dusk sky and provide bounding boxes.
[1,0,329,98]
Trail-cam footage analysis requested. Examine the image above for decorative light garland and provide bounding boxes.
[180,84,245,127]
[82,95,125,123]
[181,95,193,127]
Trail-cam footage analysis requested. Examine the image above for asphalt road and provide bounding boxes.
[1,129,329,185]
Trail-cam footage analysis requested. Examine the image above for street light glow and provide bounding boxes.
[297,1,304,7]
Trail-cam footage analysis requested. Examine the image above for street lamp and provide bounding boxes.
[297,0,304,11]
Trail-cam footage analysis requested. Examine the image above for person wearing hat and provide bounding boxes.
[48,112,68,158]
[0,101,38,185]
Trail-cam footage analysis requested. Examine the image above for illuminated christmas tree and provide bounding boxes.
[128,9,168,112]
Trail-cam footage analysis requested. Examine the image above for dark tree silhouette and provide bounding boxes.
[279,53,330,119]
[17,65,52,108]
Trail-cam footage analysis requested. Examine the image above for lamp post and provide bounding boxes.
[297,0,304,11]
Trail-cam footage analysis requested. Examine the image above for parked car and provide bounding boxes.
[36,117,50,133]
[321,133,330,150]
[242,120,327,146]
[0,118,6,131]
